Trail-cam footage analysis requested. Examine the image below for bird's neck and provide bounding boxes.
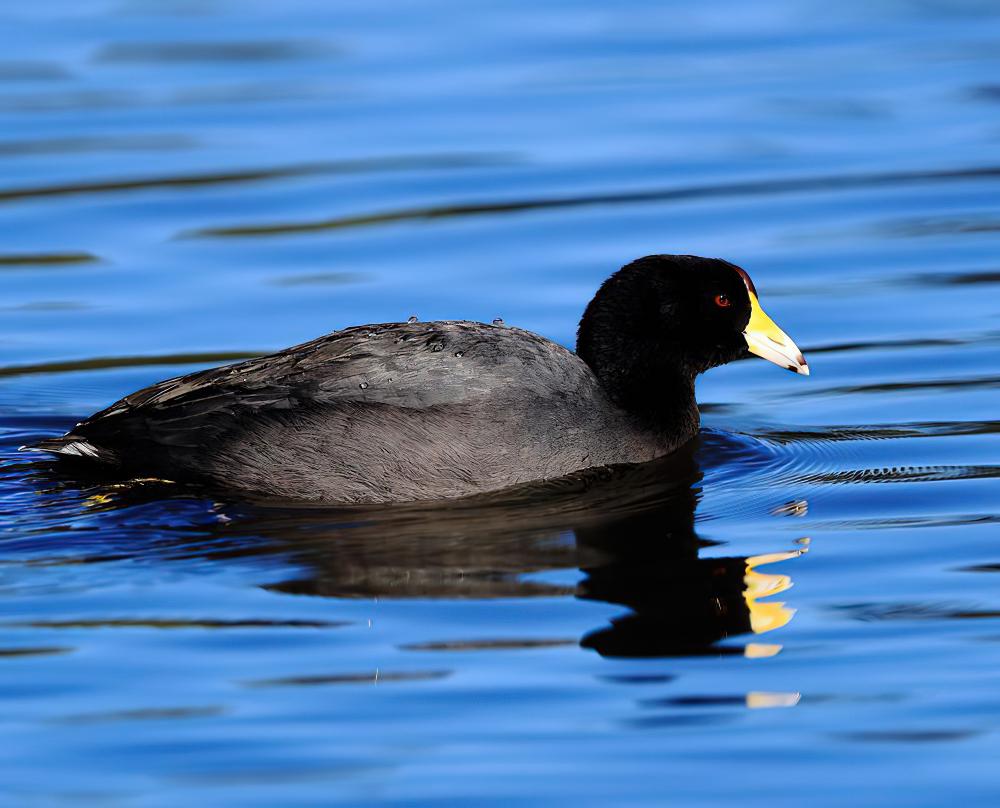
[580,337,701,442]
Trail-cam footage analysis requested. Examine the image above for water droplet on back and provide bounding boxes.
[407,315,418,324]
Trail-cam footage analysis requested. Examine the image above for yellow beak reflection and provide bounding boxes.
[744,292,809,375]
[744,549,803,634]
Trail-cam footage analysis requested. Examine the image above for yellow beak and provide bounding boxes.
[744,292,809,375]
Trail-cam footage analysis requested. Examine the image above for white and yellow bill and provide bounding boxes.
[743,292,809,375]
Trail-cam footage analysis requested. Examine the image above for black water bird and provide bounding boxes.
[24,255,808,503]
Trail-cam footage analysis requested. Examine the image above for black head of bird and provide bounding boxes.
[577,254,807,416]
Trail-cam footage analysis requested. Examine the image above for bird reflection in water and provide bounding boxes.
[179,435,806,660]
[51,432,803,659]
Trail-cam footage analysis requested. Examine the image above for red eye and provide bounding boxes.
[714,294,731,308]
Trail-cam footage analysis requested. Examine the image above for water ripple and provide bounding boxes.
[94,40,336,64]
[10,618,344,629]
[0,153,509,204]
[0,352,262,378]
[793,464,1000,485]
[187,164,1000,238]
[245,670,451,687]
[0,252,99,267]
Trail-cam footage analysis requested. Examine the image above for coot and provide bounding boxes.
[25,255,807,503]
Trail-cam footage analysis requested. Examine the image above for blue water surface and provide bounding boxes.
[1,1,999,804]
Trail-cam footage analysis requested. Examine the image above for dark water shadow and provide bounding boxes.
[883,215,1000,237]
[186,163,1000,239]
[0,90,141,114]
[794,375,1000,397]
[51,705,225,724]
[0,351,264,379]
[802,336,973,356]
[0,252,100,267]
[10,618,343,629]
[22,435,800,659]
[94,40,335,64]
[914,270,1000,286]
[835,602,1000,622]
[245,670,451,688]
[0,153,511,204]
[0,134,196,158]
[271,271,367,287]
[0,61,70,81]
[835,729,981,743]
